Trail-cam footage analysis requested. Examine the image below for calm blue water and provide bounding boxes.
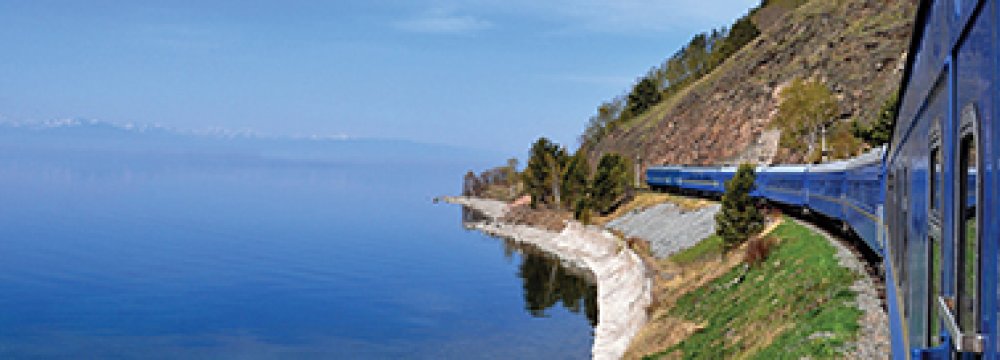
[0,153,595,359]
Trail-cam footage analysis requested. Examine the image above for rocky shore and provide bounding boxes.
[443,196,652,360]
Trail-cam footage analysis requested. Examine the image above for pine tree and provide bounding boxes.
[591,153,634,214]
[522,138,568,208]
[561,150,590,210]
[625,77,662,119]
[715,163,765,251]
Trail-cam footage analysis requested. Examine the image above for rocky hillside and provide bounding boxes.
[587,0,915,167]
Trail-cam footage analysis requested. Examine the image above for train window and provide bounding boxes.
[930,126,943,213]
[956,104,979,335]
[900,167,909,308]
[886,169,899,286]
[928,124,942,345]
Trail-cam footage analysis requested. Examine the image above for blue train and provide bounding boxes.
[647,148,886,254]
[647,1,998,358]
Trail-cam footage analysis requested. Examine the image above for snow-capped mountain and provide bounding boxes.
[0,118,492,165]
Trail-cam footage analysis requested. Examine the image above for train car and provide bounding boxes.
[885,0,998,357]
[674,166,734,195]
[753,165,810,206]
[842,147,886,254]
[806,161,848,221]
[645,165,683,190]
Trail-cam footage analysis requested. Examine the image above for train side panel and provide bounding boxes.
[806,166,847,221]
[755,166,809,206]
[646,166,682,190]
[843,160,884,253]
[675,167,732,194]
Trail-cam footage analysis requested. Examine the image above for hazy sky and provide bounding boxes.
[0,1,758,153]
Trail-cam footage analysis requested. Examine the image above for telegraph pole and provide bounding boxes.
[635,155,642,189]
[821,125,828,162]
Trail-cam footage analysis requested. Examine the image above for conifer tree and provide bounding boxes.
[624,77,662,119]
[715,163,765,251]
[522,138,567,208]
[591,153,633,214]
[561,150,590,210]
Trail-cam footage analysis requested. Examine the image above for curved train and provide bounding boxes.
[647,1,997,358]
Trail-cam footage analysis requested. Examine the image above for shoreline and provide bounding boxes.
[443,196,652,360]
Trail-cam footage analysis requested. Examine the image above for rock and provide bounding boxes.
[606,203,721,258]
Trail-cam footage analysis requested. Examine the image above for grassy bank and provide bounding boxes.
[631,218,862,359]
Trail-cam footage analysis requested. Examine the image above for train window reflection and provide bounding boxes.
[957,131,978,333]
[931,147,942,211]
[927,144,941,345]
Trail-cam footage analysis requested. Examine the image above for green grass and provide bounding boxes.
[669,235,725,265]
[647,218,861,359]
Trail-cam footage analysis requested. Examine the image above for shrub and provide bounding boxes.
[745,236,777,267]
[573,197,593,224]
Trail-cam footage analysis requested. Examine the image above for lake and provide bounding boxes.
[0,152,596,359]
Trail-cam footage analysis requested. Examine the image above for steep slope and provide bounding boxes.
[588,0,915,166]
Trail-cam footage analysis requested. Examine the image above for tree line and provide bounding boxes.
[581,2,772,148]
[522,137,634,222]
[463,158,519,200]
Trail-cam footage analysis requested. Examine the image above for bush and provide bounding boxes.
[573,197,593,224]
[745,236,777,267]
[852,93,898,147]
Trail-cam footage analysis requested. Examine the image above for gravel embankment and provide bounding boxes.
[606,203,721,258]
[794,220,889,359]
[443,196,652,360]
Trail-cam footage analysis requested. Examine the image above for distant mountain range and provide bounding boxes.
[0,119,496,165]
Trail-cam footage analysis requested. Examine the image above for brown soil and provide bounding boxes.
[501,205,573,232]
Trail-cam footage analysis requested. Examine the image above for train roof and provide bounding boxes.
[808,161,849,172]
[679,166,737,172]
[757,165,809,173]
[648,146,882,174]
[846,145,885,168]
[889,0,932,156]
[646,165,685,171]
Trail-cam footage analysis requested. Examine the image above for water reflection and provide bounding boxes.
[462,206,599,327]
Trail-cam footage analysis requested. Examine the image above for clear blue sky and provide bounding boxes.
[0,0,758,154]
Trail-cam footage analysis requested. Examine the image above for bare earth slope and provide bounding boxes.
[589,0,915,166]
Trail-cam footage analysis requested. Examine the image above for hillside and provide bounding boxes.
[586,0,915,166]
